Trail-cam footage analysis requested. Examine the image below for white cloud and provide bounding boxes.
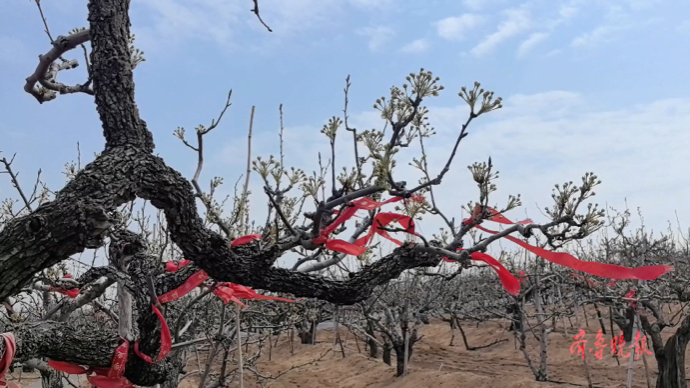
[399,39,430,54]
[356,26,396,52]
[462,0,483,11]
[558,4,579,20]
[133,0,243,45]
[570,25,620,48]
[569,2,662,49]
[543,2,579,29]
[133,0,391,49]
[470,8,530,57]
[517,32,548,57]
[403,95,690,238]
[435,14,485,41]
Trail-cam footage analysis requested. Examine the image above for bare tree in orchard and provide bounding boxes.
[567,210,690,388]
[0,1,669,387]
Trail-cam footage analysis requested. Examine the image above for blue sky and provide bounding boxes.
[1,0,690,270]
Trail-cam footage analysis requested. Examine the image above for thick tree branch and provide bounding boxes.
[87,0,154,152]
[0,320,171,386]
[24,30,92,104]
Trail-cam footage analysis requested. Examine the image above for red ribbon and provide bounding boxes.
[470,251,520,296]
[313,196,423,255]
[224,283,296,303]
[443,250,520,296]
[157,270,209,304]
[142,236,265,363]
[464,206,672,280]
[165,260,189,273]
[48,273,80,298]
[49,340,133,388]
[160,273,296,307]
[355,212,418,247]
[624,289,637,308]
[148,234,291,364]
[0,333,19,388]
[49,288,80,298]
[230,234,262,246]
[133,305,172,363]
[211,286,246,307]
[162,252,296,307]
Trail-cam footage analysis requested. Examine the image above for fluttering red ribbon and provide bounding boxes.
[464,206,672,280]
[230,234,262,246]
[159,271,296,307]
[48,273,80,298]
[442,250,520,296]
[312,196,423,255]
[50,288,80,298]
[49,340,133,388]
[470,251,520,296]
[133,305,172,364]
[442,206,672,296]
[210,285,246,307]
[224,283,295,303]
[355,212,418,247]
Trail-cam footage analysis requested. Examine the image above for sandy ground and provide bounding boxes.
[8,306,685,388]
[179,306,681,388]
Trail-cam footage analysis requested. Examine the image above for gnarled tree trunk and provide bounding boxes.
[39,368,63,388]
[366,322,379,358]
[393,329,418,377]
[641,308,690,388]
[655,333,689,388]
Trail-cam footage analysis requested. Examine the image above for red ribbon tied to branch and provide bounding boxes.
[48,273,80,298]
[133,305,172,363]
[463,206,672,280]
[160,233,296,307]
[442,251,521,296]
[160,273,296,307]
[312,196,423,255]
[130,235,265,364]
[624,289,637,308]
[230,234,262,246]
[49,340,133,388]
[0,333,20,388]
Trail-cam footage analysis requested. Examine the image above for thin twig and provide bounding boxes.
[251,0,273,32]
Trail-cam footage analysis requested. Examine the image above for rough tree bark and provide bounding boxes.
[393,329,418,377]
[366,321,379,358]
[641,311,690,388]
[296,321,317,345]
